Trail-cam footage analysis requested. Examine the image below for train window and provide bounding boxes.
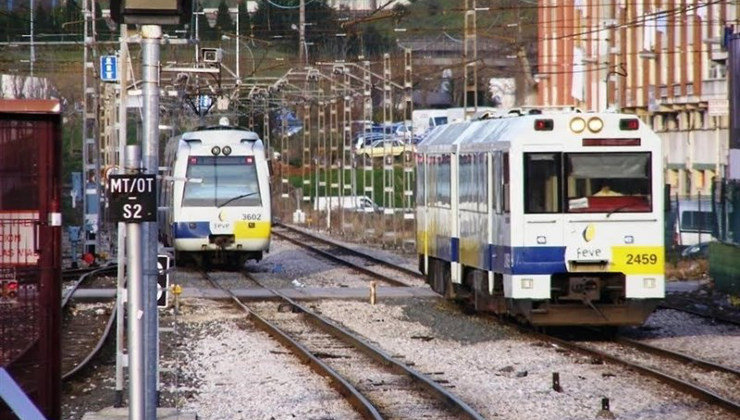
[503,152,510,213]
[477,153,488,212]
[416,154,425,206]
[524,153,561,213]
[428,154,451,208]
[182,156,262,207]
[565,152,651,213]
[459,154,475,207]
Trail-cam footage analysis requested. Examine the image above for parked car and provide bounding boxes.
[357,138,415,158]
[313,195,380,213]
[672,199,716,248]
[353,132,385,151]
[681,242,710,259]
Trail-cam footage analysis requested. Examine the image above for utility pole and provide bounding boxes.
[114,24,129,407]
[82,0,99,257]
[141,24,162,419]
[382,53,396,245]
[463,0,478,119]
[402,48,414,221]
[299,0,306,66]
[29,0,34,78]
[361,59,374,233]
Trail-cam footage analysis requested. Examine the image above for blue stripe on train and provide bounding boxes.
[451,237,459,262]
[173,222,210,239]
[487,244,566,274]
[512,246,566,274]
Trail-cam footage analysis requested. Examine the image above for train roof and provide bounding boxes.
[179,126,262,144]
[416,111,660,153]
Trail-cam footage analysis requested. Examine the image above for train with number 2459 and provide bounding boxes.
[160,118,271,268]
[416,109,664,326]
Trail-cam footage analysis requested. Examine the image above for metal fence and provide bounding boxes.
[0,100,62,419]
[712,178,740,245]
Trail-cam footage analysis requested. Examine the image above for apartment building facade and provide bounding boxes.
[536,1,736,198]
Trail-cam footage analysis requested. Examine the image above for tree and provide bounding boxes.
[215,0,234,35]
[237,0,251,38]
[197,3,218,41]
[63,0,82,35]
[252,0,341,58]
[34,4,53,36]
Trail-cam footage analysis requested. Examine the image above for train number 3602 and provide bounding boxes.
[626,253,658,265]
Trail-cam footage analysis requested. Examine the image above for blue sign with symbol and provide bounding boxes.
[100,55,118,82]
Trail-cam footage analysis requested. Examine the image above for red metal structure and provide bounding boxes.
[0,100,62,419]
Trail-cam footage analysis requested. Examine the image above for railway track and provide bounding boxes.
[61,265,118,381]
[272,223,424,287]
[202,268,483,419]
[659,296,740,327]
[535,329,740,415]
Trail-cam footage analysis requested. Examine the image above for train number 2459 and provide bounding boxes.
[625,253,658,265]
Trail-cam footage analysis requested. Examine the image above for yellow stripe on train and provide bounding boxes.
[610,246,664,275]
[234,220,271,239]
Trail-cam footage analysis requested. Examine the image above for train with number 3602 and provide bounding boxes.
[160,119,272,268]
[415,109,664,326]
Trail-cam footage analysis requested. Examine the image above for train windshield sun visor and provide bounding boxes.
[182,156,261,207]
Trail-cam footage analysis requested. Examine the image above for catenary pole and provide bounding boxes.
[125,145,145,420]
[141,24,161,418]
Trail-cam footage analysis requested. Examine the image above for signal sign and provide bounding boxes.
[101,55,119,82]
[108,174,157,223]
[157,254,173,308]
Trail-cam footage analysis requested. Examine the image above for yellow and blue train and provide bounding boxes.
[160,120,272,267]
[416,110,664,326]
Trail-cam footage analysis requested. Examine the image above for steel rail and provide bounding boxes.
[274,222,423,278]
[658,301,740,327]
[272,224,422,286]
[61,264,117,308]
[535,330,740,414]
[62,308,117,381]
[61,265,118,382]
[200,270,383,420]
[239,269,485,420]
[615,336,740,377]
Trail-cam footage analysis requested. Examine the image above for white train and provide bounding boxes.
[416,110,665,326]
[160,121,271,267]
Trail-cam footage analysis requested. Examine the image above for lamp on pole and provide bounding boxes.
[604,63,626,111]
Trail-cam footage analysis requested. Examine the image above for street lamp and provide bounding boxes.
[605,63,626,111]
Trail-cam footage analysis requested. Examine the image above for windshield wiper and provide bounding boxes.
[217,192,258,208]
[606,203,635,218]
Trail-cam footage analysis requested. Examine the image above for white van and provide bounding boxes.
[673,199,715,247]
[313,196,380,213]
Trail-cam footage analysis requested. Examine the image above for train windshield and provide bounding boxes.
[182,156,261,207]
[524,152,652,214]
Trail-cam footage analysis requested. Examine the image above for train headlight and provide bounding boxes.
[211,146,221,156]
[587,117,604,133]
[569,117,586,133]
[222,146,232,156]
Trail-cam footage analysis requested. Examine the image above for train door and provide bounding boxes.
[519,151,564,297]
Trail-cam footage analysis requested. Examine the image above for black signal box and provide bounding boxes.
[110,0,192,25]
